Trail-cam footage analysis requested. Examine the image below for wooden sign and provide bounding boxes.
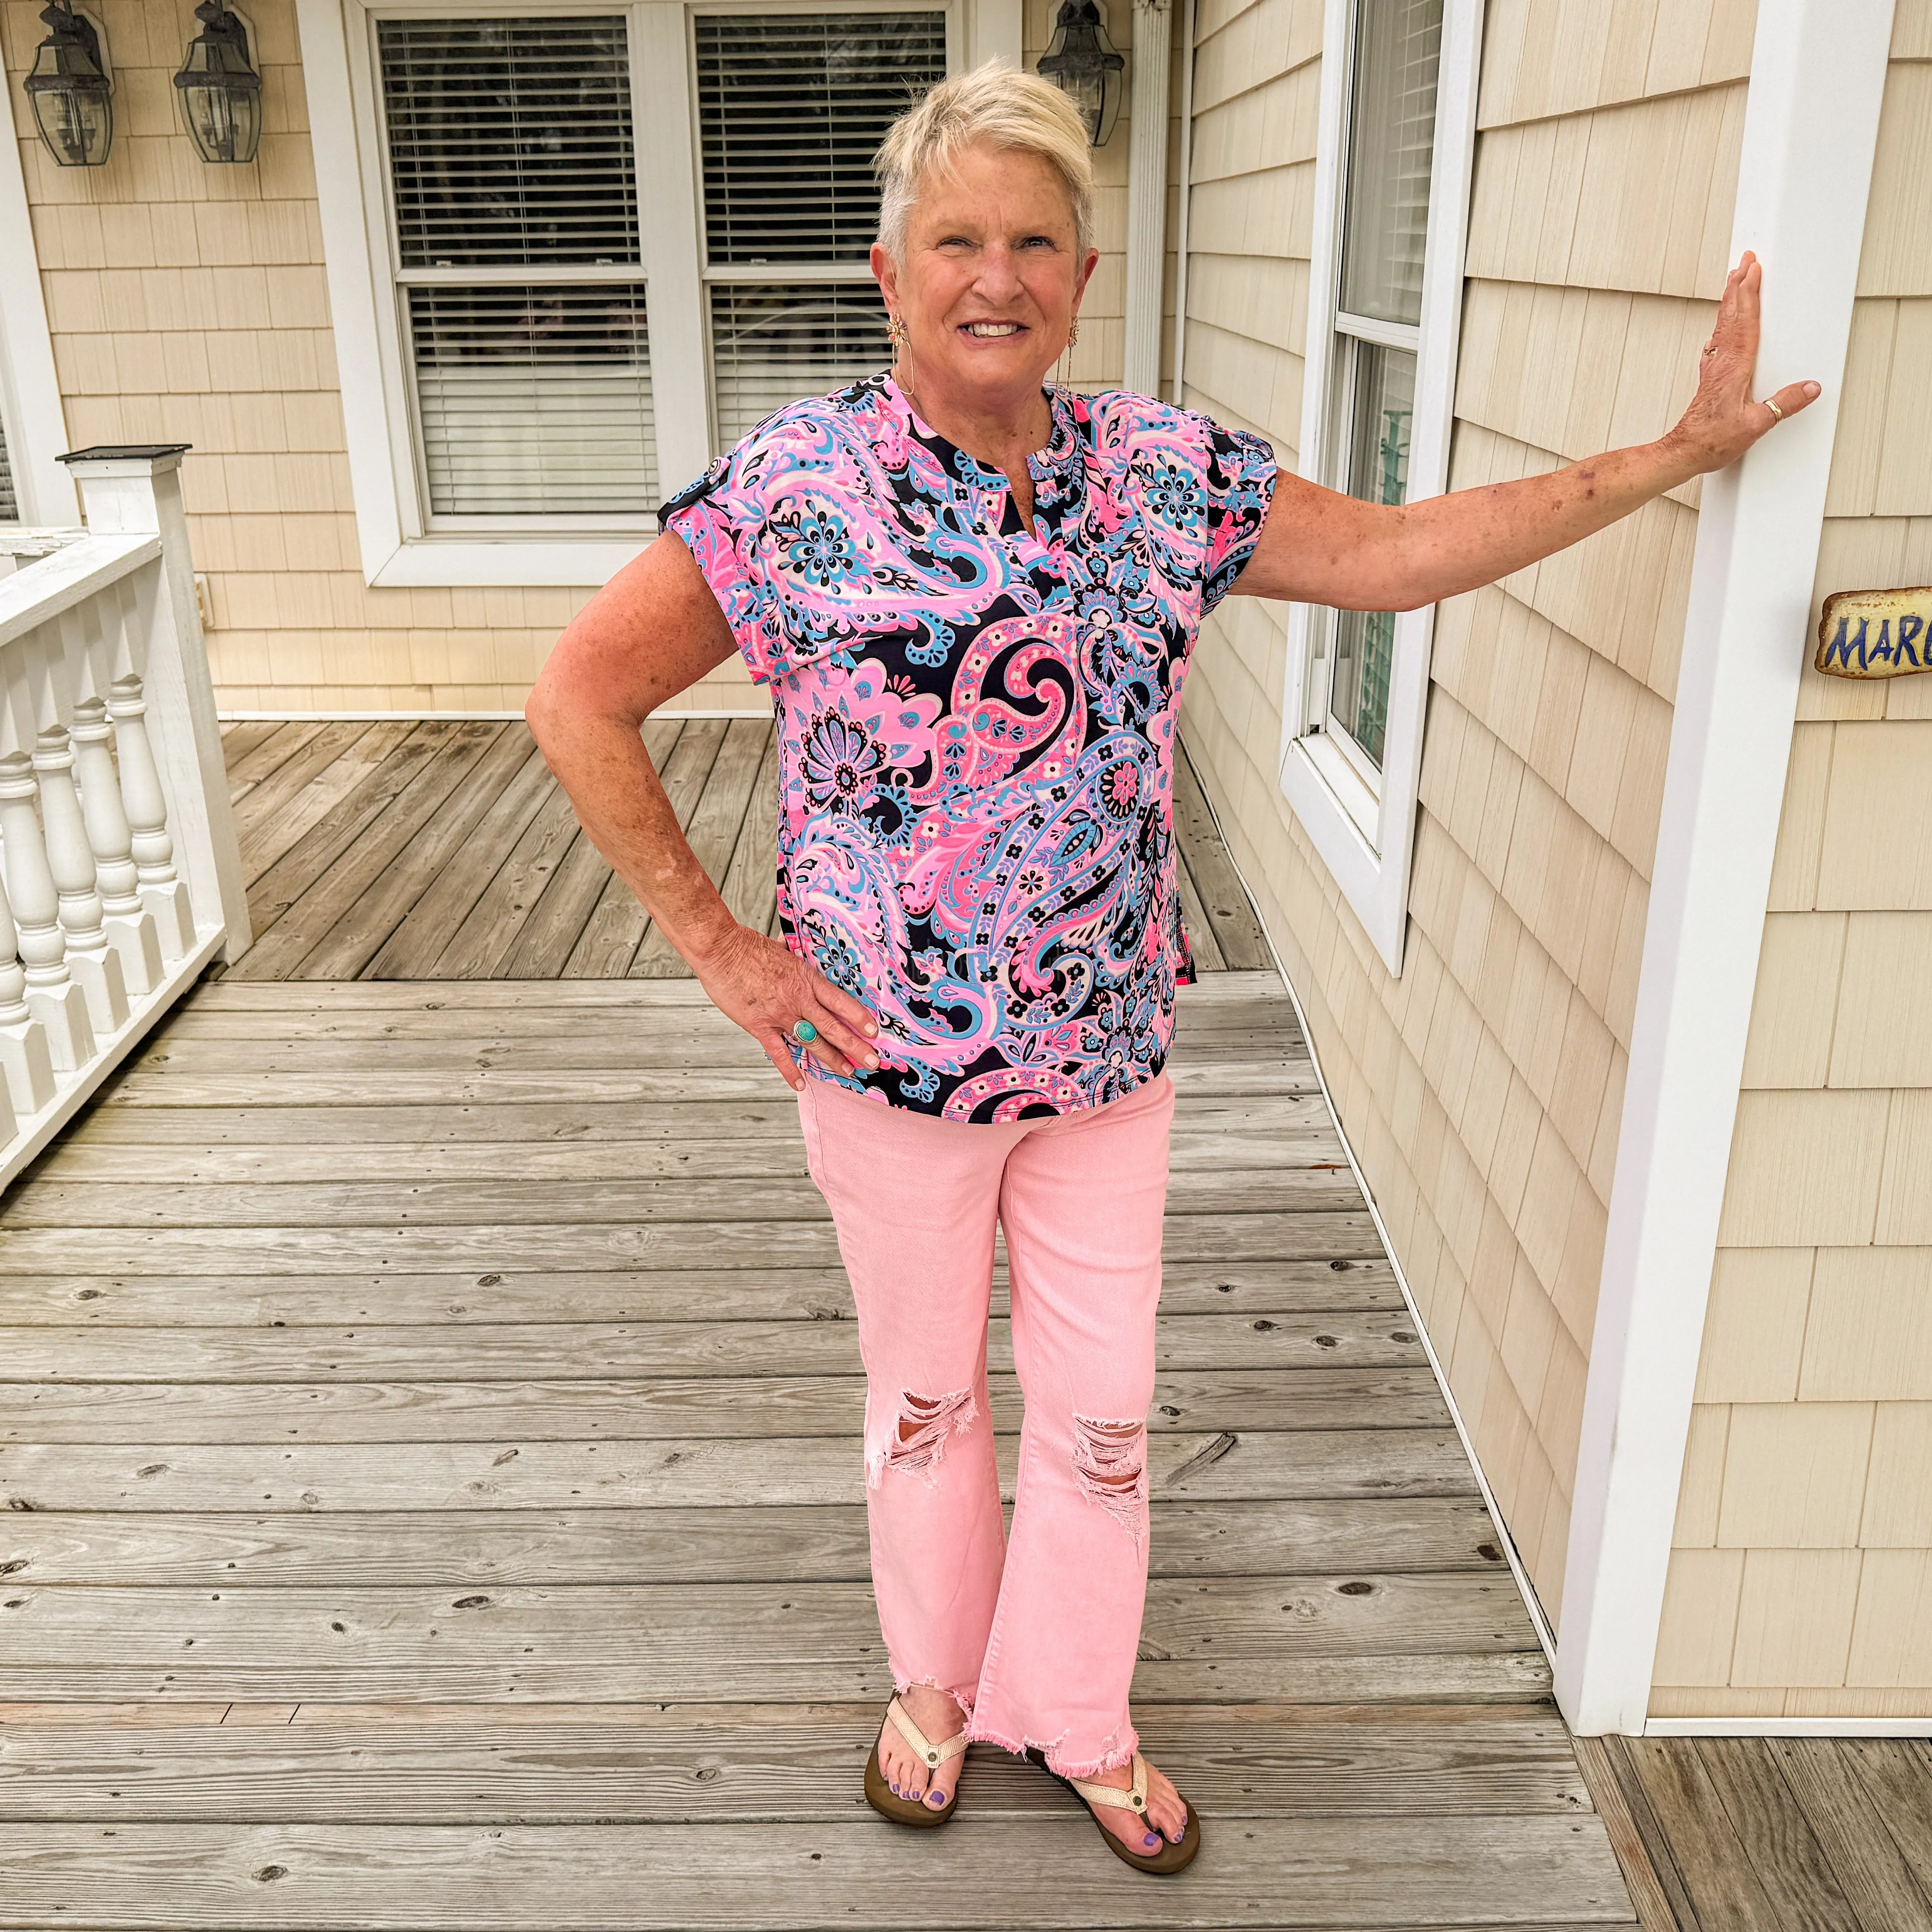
[1816,587,1932,678]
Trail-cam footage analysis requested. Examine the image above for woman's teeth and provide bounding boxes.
[964,322,1021,336]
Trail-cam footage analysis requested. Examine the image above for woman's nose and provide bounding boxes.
[973,243,1026,300]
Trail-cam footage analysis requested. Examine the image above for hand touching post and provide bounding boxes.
[1663,251,1821,473]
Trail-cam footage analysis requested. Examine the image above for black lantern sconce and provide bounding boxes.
[23,2,113,168]
[174,0,264,164]
[1037,0,1125,148]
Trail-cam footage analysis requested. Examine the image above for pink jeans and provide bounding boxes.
[798,1071,1174,1777]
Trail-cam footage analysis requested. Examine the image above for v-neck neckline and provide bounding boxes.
[883,375,1082,549]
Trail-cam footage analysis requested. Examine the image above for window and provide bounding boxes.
[377,15,656,522]
[1278,0,1478,972]
[303,0,982,586]
[0,418,18,523]
[1315,0,1438,785]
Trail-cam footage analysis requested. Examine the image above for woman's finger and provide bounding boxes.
[792,999,869,1079]
[815,979,880,1039]
[752,1026,806,1092]
[1765,379,1823,423]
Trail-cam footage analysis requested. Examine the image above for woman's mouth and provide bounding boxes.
[961,321,1024,337]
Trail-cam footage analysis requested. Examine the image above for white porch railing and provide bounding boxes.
[0,446,249,1190]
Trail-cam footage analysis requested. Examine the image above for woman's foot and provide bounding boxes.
[876,1683,968,1812]
[1076,1753,1189,1857]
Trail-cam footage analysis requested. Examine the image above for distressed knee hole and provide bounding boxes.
[875,1388,978,1486]
[1072,1414,1148,1537]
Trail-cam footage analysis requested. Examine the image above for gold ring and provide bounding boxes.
[1764,398,1783,423]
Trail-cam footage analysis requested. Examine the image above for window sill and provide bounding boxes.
[366,537,649,590]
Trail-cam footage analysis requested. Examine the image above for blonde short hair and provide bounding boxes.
[875,63,1095,263]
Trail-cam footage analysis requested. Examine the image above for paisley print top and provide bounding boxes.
[660,372,1276,1122]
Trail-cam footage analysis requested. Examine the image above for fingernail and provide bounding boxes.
[1806,382,1821,397]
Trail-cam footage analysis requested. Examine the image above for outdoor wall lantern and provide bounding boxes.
[1038,0,1125,148]
[24,2,113,169]
[174,0,263,165]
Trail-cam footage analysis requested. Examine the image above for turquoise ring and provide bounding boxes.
[792,1018,819,1044]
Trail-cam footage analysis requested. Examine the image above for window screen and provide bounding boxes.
[1338,0,1441,328]
[696,12,944,442]
[378,15,655,516]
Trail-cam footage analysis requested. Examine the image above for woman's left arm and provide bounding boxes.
[1234,253,1821,612]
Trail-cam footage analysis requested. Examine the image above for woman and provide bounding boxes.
[525,67,1814,1876]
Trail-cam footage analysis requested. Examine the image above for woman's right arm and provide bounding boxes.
[524,532,879,1090]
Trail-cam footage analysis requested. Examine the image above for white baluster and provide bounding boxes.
[71,695,163,996]
[0,752,95,1070]
[33,724,129,1035]
[107,674,196,959]
[0,867,56,1120]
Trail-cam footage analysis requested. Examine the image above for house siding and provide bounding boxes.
[6,0,1141,714]
[1178,0,1754,1630]
[1653,1,1932,1723]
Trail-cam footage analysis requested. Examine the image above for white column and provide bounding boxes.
[0,752,94,1070]
[59,448,252,960]
[106,674,196,961]
[1121,0,1173,397]
[0,868,56,1119]
[1555,0,1897,1735]
[70,693,163,995]
[32,723,129,1035]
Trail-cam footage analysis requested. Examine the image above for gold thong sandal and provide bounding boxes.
[1030,1748,1202,1875]
[863,1695,967,1828]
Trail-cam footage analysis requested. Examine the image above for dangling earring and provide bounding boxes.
[887,314,910,349]
[1067,316,1081,350]
[1056,314,1081,390]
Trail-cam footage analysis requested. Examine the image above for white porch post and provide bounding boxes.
[1121,0,1172,397]
[1554,0,1896,1735]
[57,448,252,963]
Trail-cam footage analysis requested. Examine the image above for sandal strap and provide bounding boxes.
[885,1695,966,1770]
[1065,1753,1150,1814]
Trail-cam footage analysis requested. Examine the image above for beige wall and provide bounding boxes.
[1652,3,1932,1722]
[1178,0,1753,1629]
[9,0,1138,714]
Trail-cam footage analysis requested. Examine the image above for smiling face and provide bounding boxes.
[872,140,1098,428]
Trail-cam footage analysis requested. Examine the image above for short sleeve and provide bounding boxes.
[1106,395,1276,619]
[1198,420,1277,615]
[658,446,780,684]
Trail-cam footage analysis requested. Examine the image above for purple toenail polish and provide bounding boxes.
[1143,1832,1160,1849]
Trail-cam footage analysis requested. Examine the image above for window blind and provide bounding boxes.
[0,418,17,522]
[410,284,656,515]
[694,12,946,266]
[376,14,653,520]
[709,283,891,447]
[379,16,638,268]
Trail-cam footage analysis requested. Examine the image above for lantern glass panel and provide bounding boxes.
[25,8,113,167]
[1038,0,1123,147]
[175,5,263,163]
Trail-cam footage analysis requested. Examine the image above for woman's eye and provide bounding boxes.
[1018,235,1057,251]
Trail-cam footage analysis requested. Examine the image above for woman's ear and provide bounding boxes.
[1076,246,1100,302]
[872,242,901,316]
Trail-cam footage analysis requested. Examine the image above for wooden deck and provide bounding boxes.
[0,719,1649,1927]
[213,716,1280,981]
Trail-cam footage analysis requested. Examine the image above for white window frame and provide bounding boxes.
[0,87,80,526]
[1278,0,1480,974]
[296,0,1009,588]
